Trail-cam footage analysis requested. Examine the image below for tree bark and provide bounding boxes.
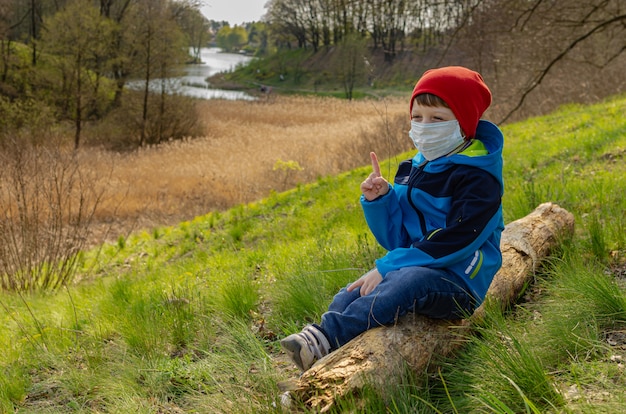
[283,202,575,412]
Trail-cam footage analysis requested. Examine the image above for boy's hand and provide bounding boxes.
[361,152,389,201]
[347,268,383,296]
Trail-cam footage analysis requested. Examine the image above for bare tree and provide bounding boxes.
[496,0,626,123]
[265,0,470,59]
[367,0,410,61]
[332,32,368,99]
[266,0,309,48]
[442,0,626,123]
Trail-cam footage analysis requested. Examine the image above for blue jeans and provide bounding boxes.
[320,266,476,349]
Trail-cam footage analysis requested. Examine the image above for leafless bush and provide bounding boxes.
[348,110,414,170]
[89,91,203,150]
[0,138,103,292]
[447,0,626,124]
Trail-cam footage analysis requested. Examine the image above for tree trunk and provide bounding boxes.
[283,202,575,412]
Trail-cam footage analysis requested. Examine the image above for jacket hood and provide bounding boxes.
[415,120,504,193]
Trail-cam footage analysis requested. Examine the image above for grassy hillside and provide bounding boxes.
[1,95,625,413]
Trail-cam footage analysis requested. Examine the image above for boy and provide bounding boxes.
[281,66,505,372]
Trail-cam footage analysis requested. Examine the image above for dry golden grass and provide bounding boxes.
[80,95,410,243]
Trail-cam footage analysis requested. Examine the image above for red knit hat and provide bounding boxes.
[409,66,492,138]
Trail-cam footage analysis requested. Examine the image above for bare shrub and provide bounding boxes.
[447,0,626,124]
[348,111,413,170]
[89,90,203,149]
[0,137,103,292]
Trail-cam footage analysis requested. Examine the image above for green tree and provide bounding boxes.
[216,25,248,52]
[227,25,248,51]
[177,5,210,63]
[0,0,15,83]
[41,0,115,149]
[96,0,142,109]
[247,22,269,54]
[132,0,188,146]
[215,25,231,50]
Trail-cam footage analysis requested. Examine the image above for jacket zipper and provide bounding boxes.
[407,161,428,237]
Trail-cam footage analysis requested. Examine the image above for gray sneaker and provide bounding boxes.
[280,324,331,372]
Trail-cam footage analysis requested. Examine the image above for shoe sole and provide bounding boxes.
[280,339,306,372]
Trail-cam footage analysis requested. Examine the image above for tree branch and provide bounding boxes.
[499,13,626,125]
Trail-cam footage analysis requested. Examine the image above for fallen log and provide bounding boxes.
[284,202,575,412]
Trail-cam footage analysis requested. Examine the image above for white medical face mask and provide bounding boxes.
[408,119,465,161]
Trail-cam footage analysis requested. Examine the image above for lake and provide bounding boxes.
[129,47,255,100]
[179,48,254,100]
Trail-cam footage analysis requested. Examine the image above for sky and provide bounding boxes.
[200,0,267,26]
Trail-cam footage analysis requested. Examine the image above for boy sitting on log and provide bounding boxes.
[282,66,505,372]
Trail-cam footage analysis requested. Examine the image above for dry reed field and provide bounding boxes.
[83,95,410,244]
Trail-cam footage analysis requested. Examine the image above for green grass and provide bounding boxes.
[1,95,625,412]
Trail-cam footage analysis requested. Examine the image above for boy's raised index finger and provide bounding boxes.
[370,152,381,177]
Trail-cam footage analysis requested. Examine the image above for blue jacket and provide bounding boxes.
[360,120,504,303]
